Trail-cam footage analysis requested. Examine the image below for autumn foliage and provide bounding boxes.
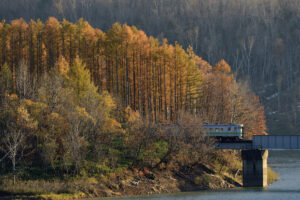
[0,18,266,179]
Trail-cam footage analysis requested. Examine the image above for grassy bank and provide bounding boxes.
[0,177,96,199]
[267,167,279,185]
[0,161,243,200]
[0,153,280,199]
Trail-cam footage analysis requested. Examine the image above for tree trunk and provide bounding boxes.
[12,149,16,185]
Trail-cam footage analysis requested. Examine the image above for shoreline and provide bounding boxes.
[0,165,278,200]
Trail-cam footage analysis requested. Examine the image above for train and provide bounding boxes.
[203,124,244,141]
[161,123,244,142]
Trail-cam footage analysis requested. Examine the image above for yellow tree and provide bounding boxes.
[8,19,28,91]
[44,17,61,70]
[0,20,9,66]
[0,63,13,98]
[0,94,37,184]
[28,19,45,78]
[61,19,76,64]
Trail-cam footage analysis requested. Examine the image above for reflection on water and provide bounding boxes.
[103,150,300,200]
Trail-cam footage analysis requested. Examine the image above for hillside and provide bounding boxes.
[0,18,267,198]
[0,0,298,134]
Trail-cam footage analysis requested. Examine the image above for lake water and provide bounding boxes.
[104,150,300,200]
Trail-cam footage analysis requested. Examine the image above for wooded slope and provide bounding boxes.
[0,0,297,133]
[0,19,266,183]
[0,18,266,134]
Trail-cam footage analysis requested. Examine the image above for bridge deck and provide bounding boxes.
[253,135,300,150]
[215,142,253,149]
[215,135,300,150]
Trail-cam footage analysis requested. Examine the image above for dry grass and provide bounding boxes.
[267,167,279,184]
[0,179,75,195]
[0,177,102,199]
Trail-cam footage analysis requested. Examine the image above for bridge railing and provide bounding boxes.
[215,135,300,150]
[253,135,300,150]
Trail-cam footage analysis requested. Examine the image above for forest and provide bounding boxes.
[0,18,267,197]
[0,0,298,134]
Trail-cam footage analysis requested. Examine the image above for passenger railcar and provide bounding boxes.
[203,124,243,141]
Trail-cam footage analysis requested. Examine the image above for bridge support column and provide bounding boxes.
[241,150,268,187]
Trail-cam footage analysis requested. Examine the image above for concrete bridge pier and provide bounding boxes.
[241,150,268,187]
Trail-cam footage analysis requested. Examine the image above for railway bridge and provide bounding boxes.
[215,135,300,187]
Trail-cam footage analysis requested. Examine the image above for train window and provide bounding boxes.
[215,128,219,132]
[221,128,224,131]
[234,127,237,131]
[228,127,231,131]
[209,128,213,131]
